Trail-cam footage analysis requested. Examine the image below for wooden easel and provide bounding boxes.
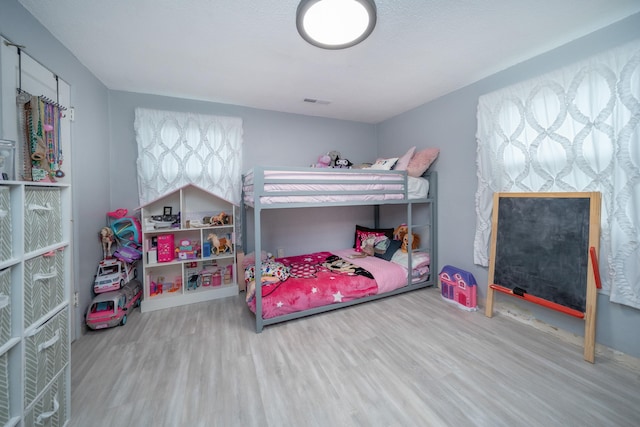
[484,192,601,363]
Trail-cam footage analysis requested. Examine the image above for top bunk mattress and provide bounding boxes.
[243,167,429,206]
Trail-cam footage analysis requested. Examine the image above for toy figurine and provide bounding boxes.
[207,233,232,255]
[99,227,115,259]
[210,211,231,225]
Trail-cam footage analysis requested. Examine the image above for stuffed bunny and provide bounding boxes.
[314,154,331,168]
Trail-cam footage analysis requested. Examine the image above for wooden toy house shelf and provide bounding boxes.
[138,184,238,313]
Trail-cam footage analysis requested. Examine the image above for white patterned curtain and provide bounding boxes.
[134,108,243,206]
[475,40,640,309]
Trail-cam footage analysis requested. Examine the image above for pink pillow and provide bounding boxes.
[407,148,439,177]
[393,146,416,171]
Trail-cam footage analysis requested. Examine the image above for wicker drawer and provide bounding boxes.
[0,268,11,348]
[24,187,62,253]
[24,249,65,329]
[0,186,11,262]
[23,369,67,427]
[24,307,68,408]
[0,351,10,426]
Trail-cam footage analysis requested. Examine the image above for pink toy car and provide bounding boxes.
[86,280,142,330]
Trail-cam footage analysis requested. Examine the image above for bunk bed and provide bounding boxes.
[241,166,437,332]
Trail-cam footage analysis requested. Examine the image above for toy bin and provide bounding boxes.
[24,307,68,408]
[0,268,11,348]
[0,350,9,425]
[23,249,66,328]
[23,369,67,427]
[439,265,478,311]
[156,234,175,263]
[24,187,62,253]
[0,186,11,262]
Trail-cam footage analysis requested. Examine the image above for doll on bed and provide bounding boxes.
[244,260,290,303]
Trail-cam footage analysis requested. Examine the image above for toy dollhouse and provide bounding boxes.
[439,265,478,311]
[137,183,238,312]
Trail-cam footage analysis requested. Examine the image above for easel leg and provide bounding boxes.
[583,288,597,363]
[485,285,495,318]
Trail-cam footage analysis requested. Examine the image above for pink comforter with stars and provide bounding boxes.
[247,249,409,319]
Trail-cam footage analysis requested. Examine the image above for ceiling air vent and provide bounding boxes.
[304,98,331,105]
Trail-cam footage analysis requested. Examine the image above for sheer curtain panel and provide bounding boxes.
[475,40,640,309]
[135,108,243,206]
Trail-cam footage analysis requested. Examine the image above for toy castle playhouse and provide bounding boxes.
[439,265,478,311]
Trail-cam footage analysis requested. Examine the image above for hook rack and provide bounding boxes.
[16,88,67,111]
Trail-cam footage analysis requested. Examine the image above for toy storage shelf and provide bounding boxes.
[139,184,239,313]
[0,181,72,427]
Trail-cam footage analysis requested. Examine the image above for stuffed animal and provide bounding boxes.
[314,154,331,168]
[401,233,420,252]
[335,158,353,169]
[394,224,408,240]
[394,224,420,252]
[328,150,341,168]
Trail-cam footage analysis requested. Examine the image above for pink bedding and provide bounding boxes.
[246,250,409,319]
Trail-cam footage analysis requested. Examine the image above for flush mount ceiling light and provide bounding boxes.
[296,0,377,50]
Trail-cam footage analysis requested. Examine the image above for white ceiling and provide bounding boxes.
[18,0,640,123]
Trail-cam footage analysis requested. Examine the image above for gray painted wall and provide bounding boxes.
[107,90,380,257]
[377,13,640,358]
[3,0,639,359]
[1,0,111,339]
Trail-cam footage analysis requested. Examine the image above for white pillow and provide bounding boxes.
[369,157,399,170]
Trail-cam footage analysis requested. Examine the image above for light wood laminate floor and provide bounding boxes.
[70,287,640,427]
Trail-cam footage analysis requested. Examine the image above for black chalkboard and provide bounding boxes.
[493,196,591,312]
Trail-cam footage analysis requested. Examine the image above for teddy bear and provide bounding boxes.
[394,224,420,252]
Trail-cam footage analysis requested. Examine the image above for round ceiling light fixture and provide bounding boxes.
[296,0,377,50]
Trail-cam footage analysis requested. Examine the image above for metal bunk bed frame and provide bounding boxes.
[241,166,437,332]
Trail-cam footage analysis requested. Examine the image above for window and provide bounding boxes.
[134,108,243,206]
[475,40,640,309]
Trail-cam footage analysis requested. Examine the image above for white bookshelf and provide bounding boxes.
[139,184,238,313]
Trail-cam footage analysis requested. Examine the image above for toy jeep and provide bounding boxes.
[86,280,142,330]
[94,258,136,294]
